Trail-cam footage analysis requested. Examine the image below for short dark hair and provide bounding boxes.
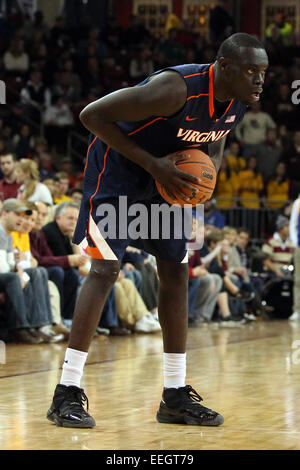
[237,227,250,236]
[205,231,223,246]
[217,33,265,60]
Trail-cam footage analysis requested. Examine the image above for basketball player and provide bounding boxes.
[47,33,268,428]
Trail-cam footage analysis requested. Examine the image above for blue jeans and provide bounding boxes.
[0,272,30,329]
[46,266,80,320]
[99,285,119,328]
[25,267,53,327]
[188,278,201,319]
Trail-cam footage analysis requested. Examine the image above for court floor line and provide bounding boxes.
[0,331,283,380]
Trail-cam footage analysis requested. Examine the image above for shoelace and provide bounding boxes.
[51,387,89,415]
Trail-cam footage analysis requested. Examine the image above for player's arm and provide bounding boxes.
[79,71,200,201]
[208,137,227,172]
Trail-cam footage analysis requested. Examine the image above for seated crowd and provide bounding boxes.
[0,146,297,344]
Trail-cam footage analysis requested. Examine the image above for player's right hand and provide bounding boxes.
[149,153,200,202]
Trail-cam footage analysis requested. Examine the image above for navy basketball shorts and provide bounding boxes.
[73,193,192,263]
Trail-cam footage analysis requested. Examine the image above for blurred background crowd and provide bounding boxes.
[0,0,300,343]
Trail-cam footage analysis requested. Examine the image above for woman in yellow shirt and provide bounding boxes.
[214,157,239,209]
[266,161,290,209]
[225,141,246,172]
[238,156,264,209]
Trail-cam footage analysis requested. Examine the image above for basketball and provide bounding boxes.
[155,148,217,206]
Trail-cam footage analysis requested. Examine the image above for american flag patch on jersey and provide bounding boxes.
[225,115,236,123]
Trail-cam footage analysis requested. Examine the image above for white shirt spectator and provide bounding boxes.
[18,182,53,206]
[3,51,29,72]
[44,103,74,127]
[235,109,276,145]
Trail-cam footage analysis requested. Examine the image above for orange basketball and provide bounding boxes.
[155,148,216,206]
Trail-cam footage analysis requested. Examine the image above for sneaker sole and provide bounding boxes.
[47,411,96,428]
[156,411,224,426]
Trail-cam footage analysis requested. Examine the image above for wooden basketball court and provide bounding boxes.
[1,320,300,450]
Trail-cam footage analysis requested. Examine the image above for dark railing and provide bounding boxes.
[67,131,88,169]
[216,197,292,242]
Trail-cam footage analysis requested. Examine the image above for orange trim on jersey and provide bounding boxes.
[128,117,167,136]
[86,245,104,260]
[209,64,234,120]
[87,146,110,255]
[84,136,98,174]
[208,64,215,119]
[187,93,209,101]
[184,71,209,78]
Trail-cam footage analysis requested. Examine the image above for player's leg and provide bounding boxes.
[47,259,121,428]
[155,258,224,426]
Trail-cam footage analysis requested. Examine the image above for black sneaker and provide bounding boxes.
[234,290,255,302]
[219,315,246,325]
[47,384,96,428]
[156,385,224,426]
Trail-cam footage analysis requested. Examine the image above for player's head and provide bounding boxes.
[217,33,268,105]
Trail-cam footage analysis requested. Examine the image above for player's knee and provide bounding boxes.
[158,261,189,287]
[89,260,121,285]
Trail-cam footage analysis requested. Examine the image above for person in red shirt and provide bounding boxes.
[0,154,21,201]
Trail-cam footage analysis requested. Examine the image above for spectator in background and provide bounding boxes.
[238,156,263,209]
[41,202,83,320]
[71,188,83,206]
[20,70,51,122]
[124,15,151,47]
[114,270,161,333]
[265,12,293,47]
[3,38,29,75]
[44,95,74,154]
[265,161,290,209]
[11,203,64,343]
[23,10,49,44]
[214,157,238,209]
[0,199,43,344]
[155,28,185,67]
[264,24,285,66]
[62,59,82,101]
[246,128,282,183]
[15,159,53,205]
[262,215,294,278]
[0,153,21,201]
[53,172,72,204]
[30,201,85,322]
[235,101,276,148]
[289,197,300,320]
[277,124,290,149]
[41,176,57,200]
[281,130,300,199]
[273,83,297,130]
[129,47,154,83]
[12,124,34,159]
[224,141,246,172]
[204,199,225,229]
[209,0,234,44]
[52,71,80,107]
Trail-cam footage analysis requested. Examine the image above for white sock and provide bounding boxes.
[60,347,88,388]
[163,352,186,389]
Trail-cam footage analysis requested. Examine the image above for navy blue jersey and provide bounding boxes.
[73,63,246,261]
